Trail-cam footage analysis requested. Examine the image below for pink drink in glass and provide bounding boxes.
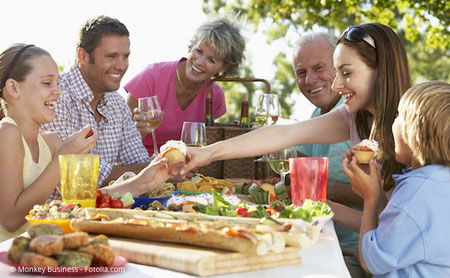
[289,157,328,206]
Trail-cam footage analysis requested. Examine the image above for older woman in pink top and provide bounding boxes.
[125,17,246,156]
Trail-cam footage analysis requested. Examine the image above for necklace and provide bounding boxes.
[176,66,202,95]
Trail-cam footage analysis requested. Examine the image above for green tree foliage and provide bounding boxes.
[205,0,450,120]
[203,0,449,50]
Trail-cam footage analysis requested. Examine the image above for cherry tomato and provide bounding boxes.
[85,128,94,138]
[111,199,123,209]
[236,207,250,217]
[99,202,111,208]
[266,207,277,215]
[96,190,103,203]
[100,195,112,204]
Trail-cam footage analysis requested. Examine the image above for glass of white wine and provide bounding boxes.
[268,148,297,185]
[138,96,163,159]
[254,93,281,161]
[181,122,206,147]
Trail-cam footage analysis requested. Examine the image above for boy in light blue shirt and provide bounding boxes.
[342,81,450,277]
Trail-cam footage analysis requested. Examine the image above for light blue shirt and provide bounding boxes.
[362,165,450,277]
[295,98,351,183]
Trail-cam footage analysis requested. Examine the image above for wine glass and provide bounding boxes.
[268,94,281,125]
[254,94,281,161]
[181,122,206,147]
[268,148,297,186]
[138,96,163,159]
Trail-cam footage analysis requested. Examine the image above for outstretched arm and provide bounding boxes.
[182,109,350,175]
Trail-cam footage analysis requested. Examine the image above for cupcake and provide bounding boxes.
[160,140,187,169]
[353,139,379,164]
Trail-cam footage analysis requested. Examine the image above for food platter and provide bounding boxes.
[0,251,127,276]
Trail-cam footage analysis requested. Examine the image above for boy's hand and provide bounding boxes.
[342,157,381,201]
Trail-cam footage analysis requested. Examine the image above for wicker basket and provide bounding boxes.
[196,77,277,180]
[196,126,224,178]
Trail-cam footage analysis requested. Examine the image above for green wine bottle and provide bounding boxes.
[204,98,215,126]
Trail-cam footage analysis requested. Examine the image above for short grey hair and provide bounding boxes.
[292,32,337,60]
[189,17,246,77]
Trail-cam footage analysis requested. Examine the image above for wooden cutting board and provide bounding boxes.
[107,236,301,277]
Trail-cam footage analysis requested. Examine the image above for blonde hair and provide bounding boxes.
[189,17,246,77]
[398,81,450,167]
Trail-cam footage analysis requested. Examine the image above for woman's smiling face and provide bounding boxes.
[331,44,377,114]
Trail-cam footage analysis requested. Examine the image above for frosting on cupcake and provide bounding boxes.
[353,139,379,155]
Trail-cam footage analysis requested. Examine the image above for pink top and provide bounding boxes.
[124,58,227,155]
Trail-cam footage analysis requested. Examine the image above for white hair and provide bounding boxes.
[292,32,337,59]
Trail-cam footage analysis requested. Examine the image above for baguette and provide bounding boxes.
[71,210,284,256]
[81,208,322,249]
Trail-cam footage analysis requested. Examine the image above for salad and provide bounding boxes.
[193,191,332,223]
[29,200,86,220]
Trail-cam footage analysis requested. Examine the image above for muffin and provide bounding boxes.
[160,140,187,170]
[353,139,379,164]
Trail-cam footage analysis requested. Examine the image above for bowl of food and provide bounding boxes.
[26,200,86,233]
[25,216,74,234]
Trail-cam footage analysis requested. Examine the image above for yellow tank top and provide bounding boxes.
[0,117,53,242]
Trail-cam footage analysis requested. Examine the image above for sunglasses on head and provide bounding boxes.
[341,26,376,49]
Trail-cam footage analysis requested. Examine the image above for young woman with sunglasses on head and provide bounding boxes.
[182,22,410,191]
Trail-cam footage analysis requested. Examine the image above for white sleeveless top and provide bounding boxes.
[0,117,53,242]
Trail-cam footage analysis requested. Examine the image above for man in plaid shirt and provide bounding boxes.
[42,16,151,200]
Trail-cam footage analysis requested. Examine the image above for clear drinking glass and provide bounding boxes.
[268,148,297,186]
[59,154,99,208]
[138,96,163,159]
[254,93,281,161]
[181,122,206,147]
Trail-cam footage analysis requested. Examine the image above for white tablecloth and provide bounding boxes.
[0,221,350,277]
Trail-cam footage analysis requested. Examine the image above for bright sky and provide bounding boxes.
[1,0,314,120]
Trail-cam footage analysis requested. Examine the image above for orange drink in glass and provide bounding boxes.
[59,154,99,208]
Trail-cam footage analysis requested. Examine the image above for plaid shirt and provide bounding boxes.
[42,64,150,200]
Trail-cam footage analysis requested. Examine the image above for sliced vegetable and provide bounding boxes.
[274,182,288,200]
[261,183,275,195]
[120,192,135,207]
